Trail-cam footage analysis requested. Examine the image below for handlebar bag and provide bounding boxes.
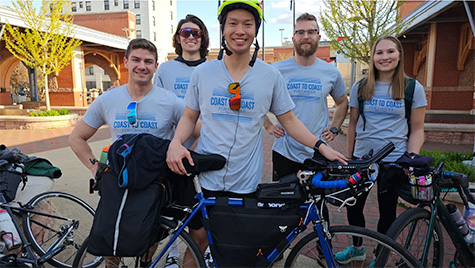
[206,197,303,268]
[0,164,26,202]
[87,168,168,257]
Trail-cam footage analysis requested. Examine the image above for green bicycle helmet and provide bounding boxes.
[217,0,263,66]
[218,0,263,35]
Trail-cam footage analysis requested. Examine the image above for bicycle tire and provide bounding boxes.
[72,217,206,268]
[285,225,422,268]
[386,207,443,268]
[22,191,102,268]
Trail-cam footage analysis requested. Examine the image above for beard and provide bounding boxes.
[294,40,319,57]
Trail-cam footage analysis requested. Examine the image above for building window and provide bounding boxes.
[154,32,156,42]
[114,0,118,6]
[79,2,83,8]
[123,0,129,9]
[85,1,91,11]
[136,14,141,25]
[136,30,142,39]
[152,16,156,26]
[170,0,172,5]
[71,2,77,12]
[134,0,140,8]
[171,25,173,34]
[86,67,94,75]
[86,81,96,89]
[152,0,155,11]
[170,11,173,20]
[104,0,109,10]
[103,81,112,90]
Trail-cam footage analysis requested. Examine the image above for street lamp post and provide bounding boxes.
[279,28,284,46]
[348,16,362,87]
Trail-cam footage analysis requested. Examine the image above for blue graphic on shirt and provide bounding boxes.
[112,112,159,132]
[173,77,190,99]
[286,78,323,102]
[365,97,404,114]
[209,87,255,123]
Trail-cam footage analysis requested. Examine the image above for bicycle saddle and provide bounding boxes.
[182,151,226,175]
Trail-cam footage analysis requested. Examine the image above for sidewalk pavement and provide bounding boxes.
[1,126,472,265]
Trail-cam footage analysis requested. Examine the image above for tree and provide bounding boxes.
[2,0,82,110]
[320,0,409,65]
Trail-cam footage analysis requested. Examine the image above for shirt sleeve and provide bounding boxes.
[412,81,427,109]
[330,71,347,98]
[349,82,360,108]
[269,72,295,116]
[82,96,106,129]
[184,70,200,111]
[153,68,164,88]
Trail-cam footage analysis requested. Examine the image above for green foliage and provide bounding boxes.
[28,109,66,117]
[58,108,70,115]
[420,149,475,181]
[3,0,82,110]
[320,0,410,64]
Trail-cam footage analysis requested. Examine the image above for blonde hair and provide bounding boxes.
[359,35,406,101]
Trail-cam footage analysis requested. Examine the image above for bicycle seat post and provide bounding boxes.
[193,175,202,194]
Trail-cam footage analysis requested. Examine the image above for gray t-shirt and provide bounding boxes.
[272,57,346,163]
[154,59,197,148]
[185,58,295,194]
[153,60,196,99]
[349,80,427,161]
[82,84,185,142]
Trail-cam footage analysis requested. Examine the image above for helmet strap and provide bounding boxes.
[249,38,259,67]
[218,35,233,60]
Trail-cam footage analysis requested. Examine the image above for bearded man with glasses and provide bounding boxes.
[265,13,349,182]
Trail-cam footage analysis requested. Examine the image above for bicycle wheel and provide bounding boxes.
[285,225,421,268]
[73,217,206,268]
[386,207,443,267]
[22,191,102,268]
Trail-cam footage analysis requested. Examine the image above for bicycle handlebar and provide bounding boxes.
[306,142,395,189]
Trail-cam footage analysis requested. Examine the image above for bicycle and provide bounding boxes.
[74,142,421,268]
[0,190,102,268]
[386,161,475,267]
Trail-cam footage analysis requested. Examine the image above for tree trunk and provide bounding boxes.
[44,73,51,110]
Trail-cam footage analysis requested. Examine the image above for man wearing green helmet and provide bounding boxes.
[166,0,347,263]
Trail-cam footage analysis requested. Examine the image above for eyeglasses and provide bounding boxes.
[294,29,319,36]
[228,83,241,111]
[126,101,137,126]
[179,28,202,39]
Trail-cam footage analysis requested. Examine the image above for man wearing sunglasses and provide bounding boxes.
[153,14,210,268]
[166,0,347,261]
[265,13,349,182]
[69,38,200,267]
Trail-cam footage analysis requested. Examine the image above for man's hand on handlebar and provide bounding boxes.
[319,144,348,165]
[166,139,194,175]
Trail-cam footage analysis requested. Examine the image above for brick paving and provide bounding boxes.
[1,126,472,265]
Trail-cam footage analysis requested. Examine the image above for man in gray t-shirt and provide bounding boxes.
[265,13,348,181]
[69,38,199,178]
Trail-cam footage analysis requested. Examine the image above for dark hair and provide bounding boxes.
[125,38,158,62]
[173,14,209,58]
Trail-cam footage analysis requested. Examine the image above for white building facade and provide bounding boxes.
[70,0,176,63]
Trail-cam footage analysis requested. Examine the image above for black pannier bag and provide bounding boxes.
[206,197,303,268]
[87,133,172,257]
[0,160,26,202]
[87,169,166,257]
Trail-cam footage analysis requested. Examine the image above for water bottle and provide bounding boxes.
[446,204,475,243]
[0,209,21,249]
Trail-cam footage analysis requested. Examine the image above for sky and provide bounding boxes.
[177,0,325,49]
[0,0,326,49]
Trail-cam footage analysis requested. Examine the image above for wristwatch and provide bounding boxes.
[330,127,339,135]
[313,139,326,151]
